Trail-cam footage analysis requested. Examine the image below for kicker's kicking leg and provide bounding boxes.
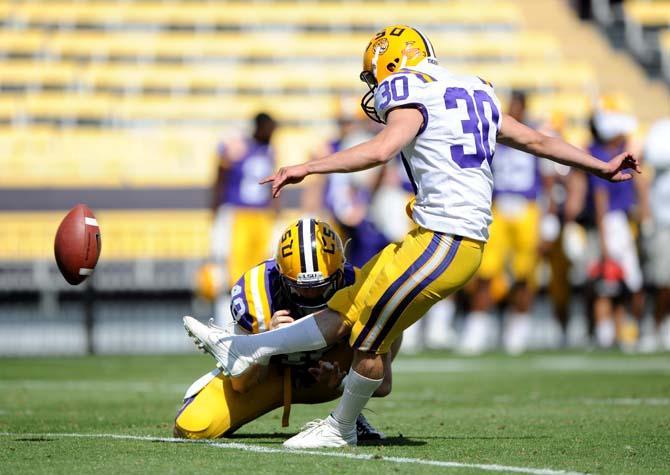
[183,309,349,377]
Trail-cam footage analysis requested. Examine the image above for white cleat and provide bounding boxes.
[182,316,254,377]
[283,416,356,449]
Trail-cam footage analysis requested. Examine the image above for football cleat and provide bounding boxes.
[356,413,385,441]
[283,416,356,449]
[182,316,254,377]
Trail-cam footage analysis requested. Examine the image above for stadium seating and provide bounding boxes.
[6,2,523,29]
[623,0,670,69]
[0,30,561,61]
[623,2,670,27]
[0,210,211,260]
[0,0,649,266]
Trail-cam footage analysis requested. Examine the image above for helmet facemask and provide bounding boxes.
[280,270,344,314]
[360,70,382,123]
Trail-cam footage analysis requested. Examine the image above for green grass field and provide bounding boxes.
[1,352,669,474]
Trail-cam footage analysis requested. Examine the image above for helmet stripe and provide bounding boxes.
[412,27,435,57]
[297,219,307,273]
[300,218,315,273]
[310,219,319,272]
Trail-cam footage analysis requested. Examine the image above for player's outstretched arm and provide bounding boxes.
[260,108,423,198]
[497,114,641,182]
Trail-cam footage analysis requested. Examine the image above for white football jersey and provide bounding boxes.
[374,60,502,241]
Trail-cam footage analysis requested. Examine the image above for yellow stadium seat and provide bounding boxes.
[23,93,112,119]
[0,30,46,55]
[80,61,594,92]
[0,210,212,261]
[468,62,596,91]
[22,30,561,61]
[49,32,162,58]
[624,1,670,27]
[526,93,593,124]
[0,96,20,120]
[0,60,79,87]
[12,2,523,28]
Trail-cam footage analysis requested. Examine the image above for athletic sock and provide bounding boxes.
[596,319,616,348]
[331,369,383,431]
[234,314,327,363]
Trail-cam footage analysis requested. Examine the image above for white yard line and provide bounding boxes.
[0,380,185,393]
[0,432,586,475]
[581,398,670,406]
[392,356,670,374]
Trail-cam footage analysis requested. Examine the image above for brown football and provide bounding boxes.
[54,204,102,285]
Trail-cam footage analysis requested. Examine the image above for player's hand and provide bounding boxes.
[269,310,294,330]
[308,360,345,390]
[598,152,641,182]
[259,164,309,198]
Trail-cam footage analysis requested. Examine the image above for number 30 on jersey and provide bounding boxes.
[444,87,500,169]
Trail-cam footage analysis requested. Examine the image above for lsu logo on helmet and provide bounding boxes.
[275,218,345,311]
[360,25,437,122]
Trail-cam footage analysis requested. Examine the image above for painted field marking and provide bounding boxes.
[581,398,670,406]
[392,356,670,374]
[0,379,185,393]
[0,432,586,475]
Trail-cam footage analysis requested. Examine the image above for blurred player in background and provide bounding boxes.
[209,112,278,325]
[177,219,395,440]
[584,95,648,349]
[640,118,670,352]
[185,25,640,448]
[302,97,389,268]
[460,91,553,355]
[537,112,574,346]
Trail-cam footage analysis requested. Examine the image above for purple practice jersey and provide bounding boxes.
[491,144,542,200]
[587,142,635,213]
[217,138,274,208]
[231,258,357,333]
[323,139,389,267]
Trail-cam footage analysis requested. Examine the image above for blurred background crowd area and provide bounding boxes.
[0,0,669,356]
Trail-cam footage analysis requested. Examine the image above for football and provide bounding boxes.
[54,204,102,285]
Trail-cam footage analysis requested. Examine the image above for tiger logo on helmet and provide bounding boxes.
[360,25,437,123]
[275,218,346,312]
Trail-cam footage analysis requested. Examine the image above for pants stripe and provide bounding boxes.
[367,236,462,352]
[352,233,442,349]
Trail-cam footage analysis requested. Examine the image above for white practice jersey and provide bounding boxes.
[374,60,502,241]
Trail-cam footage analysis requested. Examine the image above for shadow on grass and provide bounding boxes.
[359,436,426,447]
[15,438,54,442]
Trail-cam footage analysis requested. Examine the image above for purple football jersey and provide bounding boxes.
[322,139,389,267]
[587,142,635,212]
[491,144,542,200]
[217,138,274,208]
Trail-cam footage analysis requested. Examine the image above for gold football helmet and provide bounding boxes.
[360,25,437,122]
[275,218,346,311]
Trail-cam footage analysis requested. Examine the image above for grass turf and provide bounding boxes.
[1,352,669,474]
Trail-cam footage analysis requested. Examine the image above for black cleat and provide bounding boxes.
[356,413,385,441]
